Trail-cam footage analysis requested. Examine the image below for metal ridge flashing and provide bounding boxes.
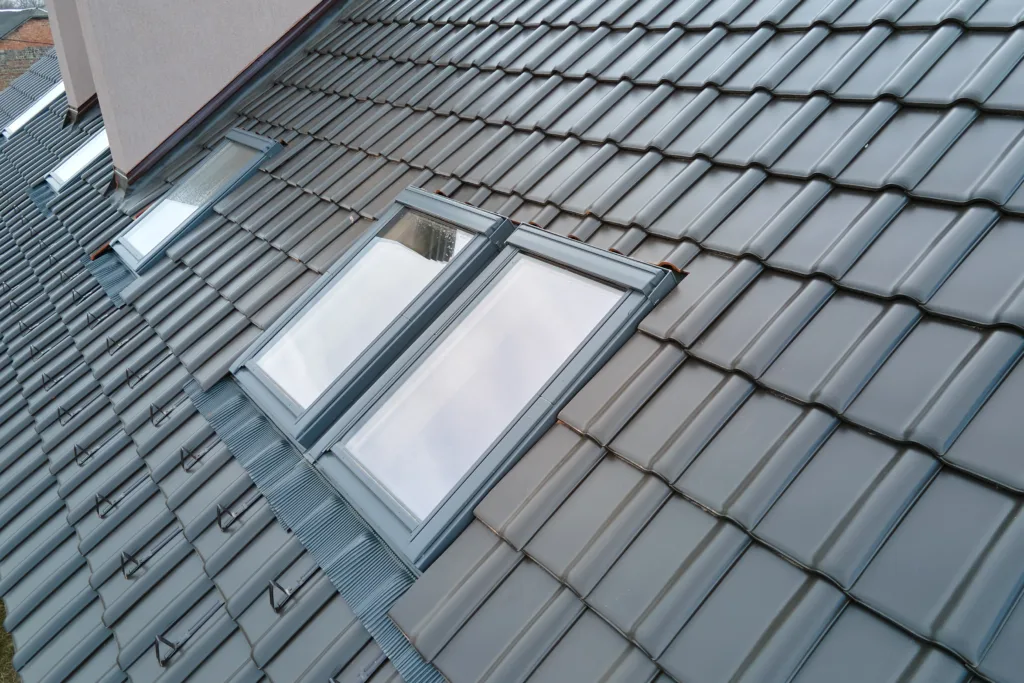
[183,376,444,683]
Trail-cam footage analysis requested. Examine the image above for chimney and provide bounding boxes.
[45,0,96,119]
[48,0,330,183]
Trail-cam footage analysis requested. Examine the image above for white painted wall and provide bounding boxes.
[45,0,95,109]
[73,0,319,172]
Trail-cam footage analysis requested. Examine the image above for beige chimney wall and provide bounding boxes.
[72,0,322,176]
[45,0,96,111]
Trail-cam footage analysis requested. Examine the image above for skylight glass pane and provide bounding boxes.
[118,139,258,258]
[47,128,109,190]
[344,255,622,521]
[2,81,64,138]
[256,211,472,409]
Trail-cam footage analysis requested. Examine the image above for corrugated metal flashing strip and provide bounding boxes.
[184,376,444,683]
[80,253,135,308]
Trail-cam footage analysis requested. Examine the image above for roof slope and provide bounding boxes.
[0,9,46,41]
[0,0,1024,681]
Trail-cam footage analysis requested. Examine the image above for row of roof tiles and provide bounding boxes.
[301,22,1024,110]
[342,0,1024,31]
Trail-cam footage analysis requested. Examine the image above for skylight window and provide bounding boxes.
[313,222,676,569]
[46,128,109,191]
[255,213,473,409]
[345,255,621,521]
[2,81,65,138]
[232,188,513,448]
[111,129,278,273]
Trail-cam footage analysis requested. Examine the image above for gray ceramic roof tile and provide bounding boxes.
[755,425,937,588]
[675,391,836,527]
[559,332,684,444]
[390,521,521,661]
[844,319,1023,453]
[609,358,754,479]
[852,471,1024,665]
[658,543,845,683]
[525,456,669,595]
[760,293,921,412]
[840,204,997,302]
[528,610,657,683]
[792,605,969,683]
[475,424,604,549]
[687,271,834,377]
[588,494,748,657]
[432,559,583,683]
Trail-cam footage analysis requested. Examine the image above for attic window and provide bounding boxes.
[111,129,279,274]
[313,221,675,569]
[46,128,109,191]
[2,81,64,138]
[232,188,513,448]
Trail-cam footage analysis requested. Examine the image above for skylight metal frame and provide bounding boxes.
[45,126,109,192]
[231,187,514,450]
[111,128,279,274]
[312,225,676,570]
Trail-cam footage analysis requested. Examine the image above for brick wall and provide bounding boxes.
[0,19,54,92]
[0,19,53,51]
[0,46,51,91]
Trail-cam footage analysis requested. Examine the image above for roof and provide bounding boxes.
[0,0,1023,681]
[0,9,46,41]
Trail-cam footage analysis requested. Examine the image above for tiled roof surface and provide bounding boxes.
[1,0,1024,680]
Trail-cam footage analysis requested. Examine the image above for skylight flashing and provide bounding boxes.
[2,81,65,138]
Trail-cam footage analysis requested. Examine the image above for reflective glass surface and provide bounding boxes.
[344,255,622,521]
[2,81,64,138]
[118,139,258,258]
[47,128,109,190]
[256,211,471,409]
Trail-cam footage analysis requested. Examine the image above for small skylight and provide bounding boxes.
[111,129,279,273]
[232,188,513,449]
[2,81,65,139]
[46,128,109,191]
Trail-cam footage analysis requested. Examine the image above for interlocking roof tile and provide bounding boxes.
[4,1,1024,681]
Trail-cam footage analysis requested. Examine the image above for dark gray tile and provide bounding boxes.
[756,426,937,588]
[559,332,684,445]
[844,319,1023,454]
[676,391,836,527]
[760,294,921,413]
[659,544,845,683]
[589,494,748,657]
[433,559,583,683]
[527,610,657,683]
[391,521,520,661]
[946,359,1024,490]
[476,423,604,549]
[852,471,1024,665]
[610,358,753,480]
[792,606,968,683]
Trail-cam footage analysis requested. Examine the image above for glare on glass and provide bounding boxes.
[2,81,65,138]
[118,139,259,258]
[47,128,109,190]
[256,211,472,409]
[344,255,622,521]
